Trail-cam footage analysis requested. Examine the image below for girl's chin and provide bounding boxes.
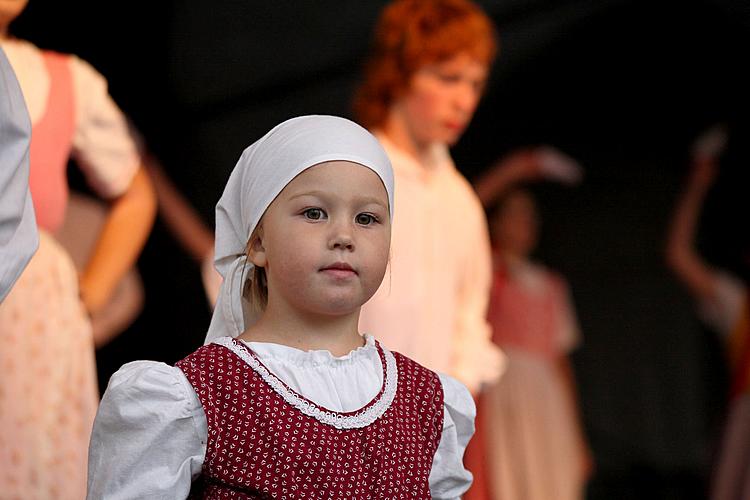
[305,299,365,317]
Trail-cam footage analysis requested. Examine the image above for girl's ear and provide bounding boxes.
[247,231,267,268]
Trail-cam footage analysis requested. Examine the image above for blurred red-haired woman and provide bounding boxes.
[355,3,504,497]
[356,0,503,398]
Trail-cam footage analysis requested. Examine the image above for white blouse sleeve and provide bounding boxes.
[429,374,476,500]
[70,55,141,200]
[87,361,207,500]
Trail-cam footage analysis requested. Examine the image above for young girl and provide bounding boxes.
[87,115,476,499]
[353,0,503,395]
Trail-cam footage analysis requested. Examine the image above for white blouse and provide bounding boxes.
[87,335,475,499]
[1,38,140,199]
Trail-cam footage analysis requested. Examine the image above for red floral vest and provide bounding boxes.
[176,338,444,499]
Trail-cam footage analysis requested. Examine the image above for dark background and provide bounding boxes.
[12,1,750,498]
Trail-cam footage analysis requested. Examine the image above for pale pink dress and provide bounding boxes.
[0,40,139,500]
[358,134,504,394]
[484,259,585,500]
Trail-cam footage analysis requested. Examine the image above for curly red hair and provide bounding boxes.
[353,0,498,130]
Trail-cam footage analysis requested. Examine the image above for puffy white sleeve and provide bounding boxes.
[87,361,207,499]
[70,55,141,200]
[452,181,505,393]
[429,374,476,500]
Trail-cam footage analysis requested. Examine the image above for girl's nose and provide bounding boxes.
[331,236,354,251]
[329,225,355,251]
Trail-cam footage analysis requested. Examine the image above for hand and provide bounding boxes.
[533,146,584,185]
[690,123,728,163]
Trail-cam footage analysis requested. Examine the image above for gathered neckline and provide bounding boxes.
[240,334,376,368]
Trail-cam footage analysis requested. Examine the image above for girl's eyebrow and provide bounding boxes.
[287,190,327,201]
[356,196,388,209]
[288,191,387,208]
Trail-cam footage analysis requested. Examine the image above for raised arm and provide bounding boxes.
[474,148,537,207]
[145,153,214,262]
[474,146,583,208]
[665,125,727,302]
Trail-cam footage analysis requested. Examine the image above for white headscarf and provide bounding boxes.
[205,115,394,344]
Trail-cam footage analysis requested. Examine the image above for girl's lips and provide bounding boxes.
[321,269,357,279]
[320,262,357,277]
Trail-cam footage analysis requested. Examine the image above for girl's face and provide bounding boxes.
[491,190,539,258]
[397,51,488,147]
[249,161,390,318]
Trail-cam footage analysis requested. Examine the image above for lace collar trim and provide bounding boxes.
[213,336,398,429]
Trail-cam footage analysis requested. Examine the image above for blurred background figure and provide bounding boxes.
[0,46,37,301]
[666,124,750,500]
[467,146,591,500]
[354,0,504,395]
[0,0,155,497]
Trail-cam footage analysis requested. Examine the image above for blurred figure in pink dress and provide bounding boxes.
[0,1,156,497]
[472,146,593,500]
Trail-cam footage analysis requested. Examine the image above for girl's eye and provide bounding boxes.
[303,208,326,220]
[356,213,377,225]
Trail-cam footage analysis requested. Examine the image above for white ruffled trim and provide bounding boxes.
[244,334,377,367]
[213,337,398,429]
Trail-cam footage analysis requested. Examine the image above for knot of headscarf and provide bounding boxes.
[205,115,394,344]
